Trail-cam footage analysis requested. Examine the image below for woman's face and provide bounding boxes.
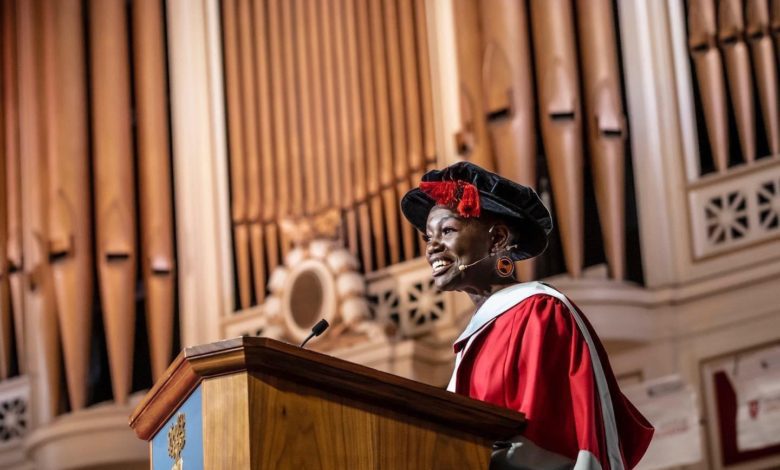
[424,205,495,292]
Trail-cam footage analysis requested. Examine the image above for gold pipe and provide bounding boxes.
[238,0,265,304]
[746,0,780,155]
[44,0,93,409]
[344,0,373,271]
[221,0,251,309]
[382,0,415,262]
[772,0,780,67]
[132,0,176,381]
[530,0,584,278]
[0,68,9,380]
[89,0,138,405]
[413,0,436,256]
[281,0,304,219]
[295,0,318,218]
[719,0,756,163]
[331,0,359,256]
[355,0,387,269]
[577,0,626,280]
[1,0,25,374]
[453,0,495,169]
[369,0,402,265]
[19,0,61,421]
[267,0,292,259]
[688,0,730,172]
[479,0,537,281]
[252,0,280,274]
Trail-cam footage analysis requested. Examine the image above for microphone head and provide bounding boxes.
[458,264,467,271]
[312,319,329,336]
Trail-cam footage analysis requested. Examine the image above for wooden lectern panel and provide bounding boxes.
[201,371,489,469]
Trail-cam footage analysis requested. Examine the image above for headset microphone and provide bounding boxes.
[457,244,517,272]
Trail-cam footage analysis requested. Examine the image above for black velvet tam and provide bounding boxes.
[401,162,553,261]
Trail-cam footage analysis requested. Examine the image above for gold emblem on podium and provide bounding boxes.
[167,413,186,469]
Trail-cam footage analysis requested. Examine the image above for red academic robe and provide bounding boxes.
[448,282,653,470]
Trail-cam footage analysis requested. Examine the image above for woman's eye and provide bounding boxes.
[422,234,431,243]
[442,227,456,235]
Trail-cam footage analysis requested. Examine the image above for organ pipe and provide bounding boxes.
[577,0,627,280]
[132,0,176,381]
[530,0,585,278]
[89,0,138,405]
[479,0,537,281]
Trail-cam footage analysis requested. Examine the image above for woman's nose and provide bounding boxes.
[426,236,443,254]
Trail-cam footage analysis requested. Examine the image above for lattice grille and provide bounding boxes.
[690,162,780,257]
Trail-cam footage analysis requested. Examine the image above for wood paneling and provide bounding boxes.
[247,372,490,469]
[202,373,252,468]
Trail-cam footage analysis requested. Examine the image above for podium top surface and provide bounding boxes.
[129,337,525,441]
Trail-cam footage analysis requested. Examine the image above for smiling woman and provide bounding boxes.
[400,162,654,470]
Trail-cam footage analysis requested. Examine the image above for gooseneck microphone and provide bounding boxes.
[300,319,330,348]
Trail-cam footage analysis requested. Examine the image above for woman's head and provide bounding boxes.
[401,162,553,291]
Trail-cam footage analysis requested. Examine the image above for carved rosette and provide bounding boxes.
[263,239,387,347]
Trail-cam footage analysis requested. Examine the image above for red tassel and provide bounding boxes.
[457,183,481,218]
[420,180,481,218]
[420,181,458,206]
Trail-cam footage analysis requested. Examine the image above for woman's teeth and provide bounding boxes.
[432,259,452,274]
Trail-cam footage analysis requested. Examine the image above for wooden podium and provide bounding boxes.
[129,337,525,469]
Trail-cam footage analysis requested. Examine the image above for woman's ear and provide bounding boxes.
[490,224,512,253]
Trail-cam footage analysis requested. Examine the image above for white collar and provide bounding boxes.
[454,281,550,348]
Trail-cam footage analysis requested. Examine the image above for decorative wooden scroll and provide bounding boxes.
[44,0,92,410]
[718,0,756,163]
[222,0,251,309]
[530,0,584,278]
[2,0,25,378]
[577,0,627,280]
[453,0,495,169]
[747,0,780,156]
[132,0,176,381]
[478,0,537,281]
[18,0,61,422]
[688,0,730,172]
[89,0,138,405]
